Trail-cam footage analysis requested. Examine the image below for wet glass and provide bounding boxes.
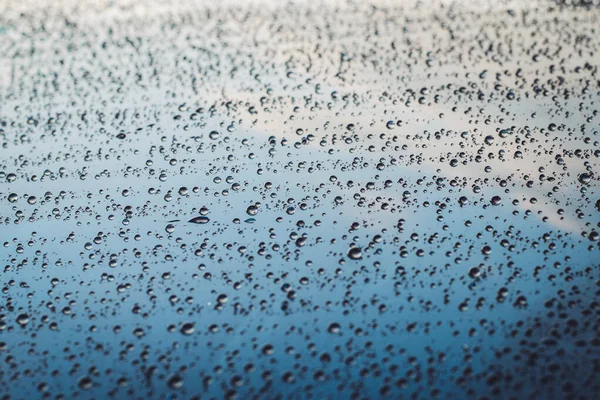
[0,0,599,399]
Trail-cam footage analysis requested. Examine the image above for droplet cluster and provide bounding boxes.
[0,0,599,399]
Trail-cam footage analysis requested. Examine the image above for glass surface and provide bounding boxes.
[0,0,599,399]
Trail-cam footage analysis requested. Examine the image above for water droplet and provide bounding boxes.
[188,216,209,224]
[16,314,29,326]
[327,322,341,334]
[347,247,362,260]
[167,374,184,389]
[180,322,195,335]
[77,376,93,390]
[246,205,258,216]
